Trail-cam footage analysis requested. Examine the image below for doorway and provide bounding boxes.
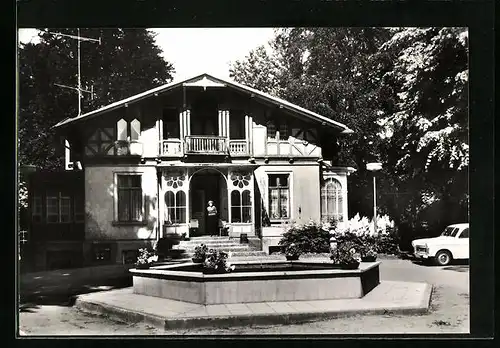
[189,169,228,236]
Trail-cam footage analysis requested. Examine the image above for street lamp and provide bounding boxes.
[366,162,382,235]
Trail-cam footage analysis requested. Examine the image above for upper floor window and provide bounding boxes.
[230,109,245,139]
[321,178,343,223]
[117,175,143,222]
[268,174,290,220]
[46,191,72,223]
[266,120,288,141]
[117,118,141,141]
[162,108,180,139]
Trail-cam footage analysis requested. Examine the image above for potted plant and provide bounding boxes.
[284,243,302,261]
[192,243,208,263]
[135,248,158,269]
[330,241,361,269]
[361,245,378,262]
[203,249,235,274]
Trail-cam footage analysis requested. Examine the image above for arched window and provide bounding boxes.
[321,178,343,222]
[231,190,252,223]
[165,191,186,224]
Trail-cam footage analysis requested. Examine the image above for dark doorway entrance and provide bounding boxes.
[189,169,228,236]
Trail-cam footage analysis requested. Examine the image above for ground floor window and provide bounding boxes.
[268,174,290,220]
[321,178,343,222]
[117,175,143,222]
[32,195,42,223]
[46,191,72,223]
[165,191,187,224]
[231,190,252,223]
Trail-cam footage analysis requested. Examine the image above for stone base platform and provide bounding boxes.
[75,281,433,330]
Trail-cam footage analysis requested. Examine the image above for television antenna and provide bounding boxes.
[47,28,101,116]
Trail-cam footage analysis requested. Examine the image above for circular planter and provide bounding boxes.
[361,256,377,262]
[286,255,300,261]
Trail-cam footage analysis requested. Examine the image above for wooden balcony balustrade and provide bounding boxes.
[185,136,228,154]
[159,137,250,156]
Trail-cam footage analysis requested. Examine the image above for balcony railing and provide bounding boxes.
[160,140,183,156]
[228,140,248,155]
[185,136,228,154]
[159,137,250,156]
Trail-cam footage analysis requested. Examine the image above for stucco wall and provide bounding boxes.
[84,165,158,241]
[254,164,321,225]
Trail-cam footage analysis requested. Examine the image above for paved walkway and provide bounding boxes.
[75,280,432,330]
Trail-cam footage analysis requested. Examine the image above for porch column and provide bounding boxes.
[179,110,185,140]
[158,170,165,238]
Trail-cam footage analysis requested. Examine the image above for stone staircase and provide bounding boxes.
[173,236,267,259]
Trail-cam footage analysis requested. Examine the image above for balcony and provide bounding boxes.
[185,136,228,155]
[159,137,250,157]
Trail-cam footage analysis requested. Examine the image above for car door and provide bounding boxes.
[456,227,469,259]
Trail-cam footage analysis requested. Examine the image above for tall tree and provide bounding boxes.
[373,27,469,245]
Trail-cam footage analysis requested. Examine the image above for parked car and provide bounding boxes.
[411,223,469,266]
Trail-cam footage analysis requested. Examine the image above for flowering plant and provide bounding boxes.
[284,243,302,257]
[203,249,235,273]
[330,241,361,268]
[136,248,158,267]
[193,243,208,261]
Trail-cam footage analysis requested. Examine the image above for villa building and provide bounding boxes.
[27,73,356,271]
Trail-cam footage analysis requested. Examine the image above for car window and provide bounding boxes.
[450,228,460,237]
[459,228,469,239]
[441,227,455,236]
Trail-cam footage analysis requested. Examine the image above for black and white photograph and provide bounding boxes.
[17,24,473,336]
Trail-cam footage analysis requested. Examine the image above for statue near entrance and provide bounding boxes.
[206,200,218,236]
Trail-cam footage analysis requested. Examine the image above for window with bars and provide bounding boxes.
[165,191,187,224]
[268,174,290,220]
[46,192,72,223]
[321,178,343,222]
[32,195,42,223]
[117,175,143,222]
[231,190,252,223]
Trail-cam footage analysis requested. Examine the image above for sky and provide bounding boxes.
[18,28,276,81]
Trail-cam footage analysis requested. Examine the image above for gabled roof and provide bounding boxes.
[53,73,354,134]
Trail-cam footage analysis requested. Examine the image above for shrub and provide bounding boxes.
[330,241,361,267]
[278,220,331,253]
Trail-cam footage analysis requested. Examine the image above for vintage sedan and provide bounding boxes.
[411,223,469,266]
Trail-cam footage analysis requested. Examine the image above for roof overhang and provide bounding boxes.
[52,73,354,134]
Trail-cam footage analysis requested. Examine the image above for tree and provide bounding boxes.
[374,27,469,246]
[230,27,393,217]
[18,28,175,171]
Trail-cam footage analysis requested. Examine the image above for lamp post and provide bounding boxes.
[366,162,382,235]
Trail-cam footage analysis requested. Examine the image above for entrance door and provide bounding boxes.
[189,169,227,235]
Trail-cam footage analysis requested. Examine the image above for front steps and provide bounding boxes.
[173,236,267,258]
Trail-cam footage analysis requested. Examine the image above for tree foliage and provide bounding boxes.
[230,27,469,247]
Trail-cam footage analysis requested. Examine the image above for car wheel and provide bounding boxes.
[435,250,452,266]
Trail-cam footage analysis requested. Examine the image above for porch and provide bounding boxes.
[159,165,259,239]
